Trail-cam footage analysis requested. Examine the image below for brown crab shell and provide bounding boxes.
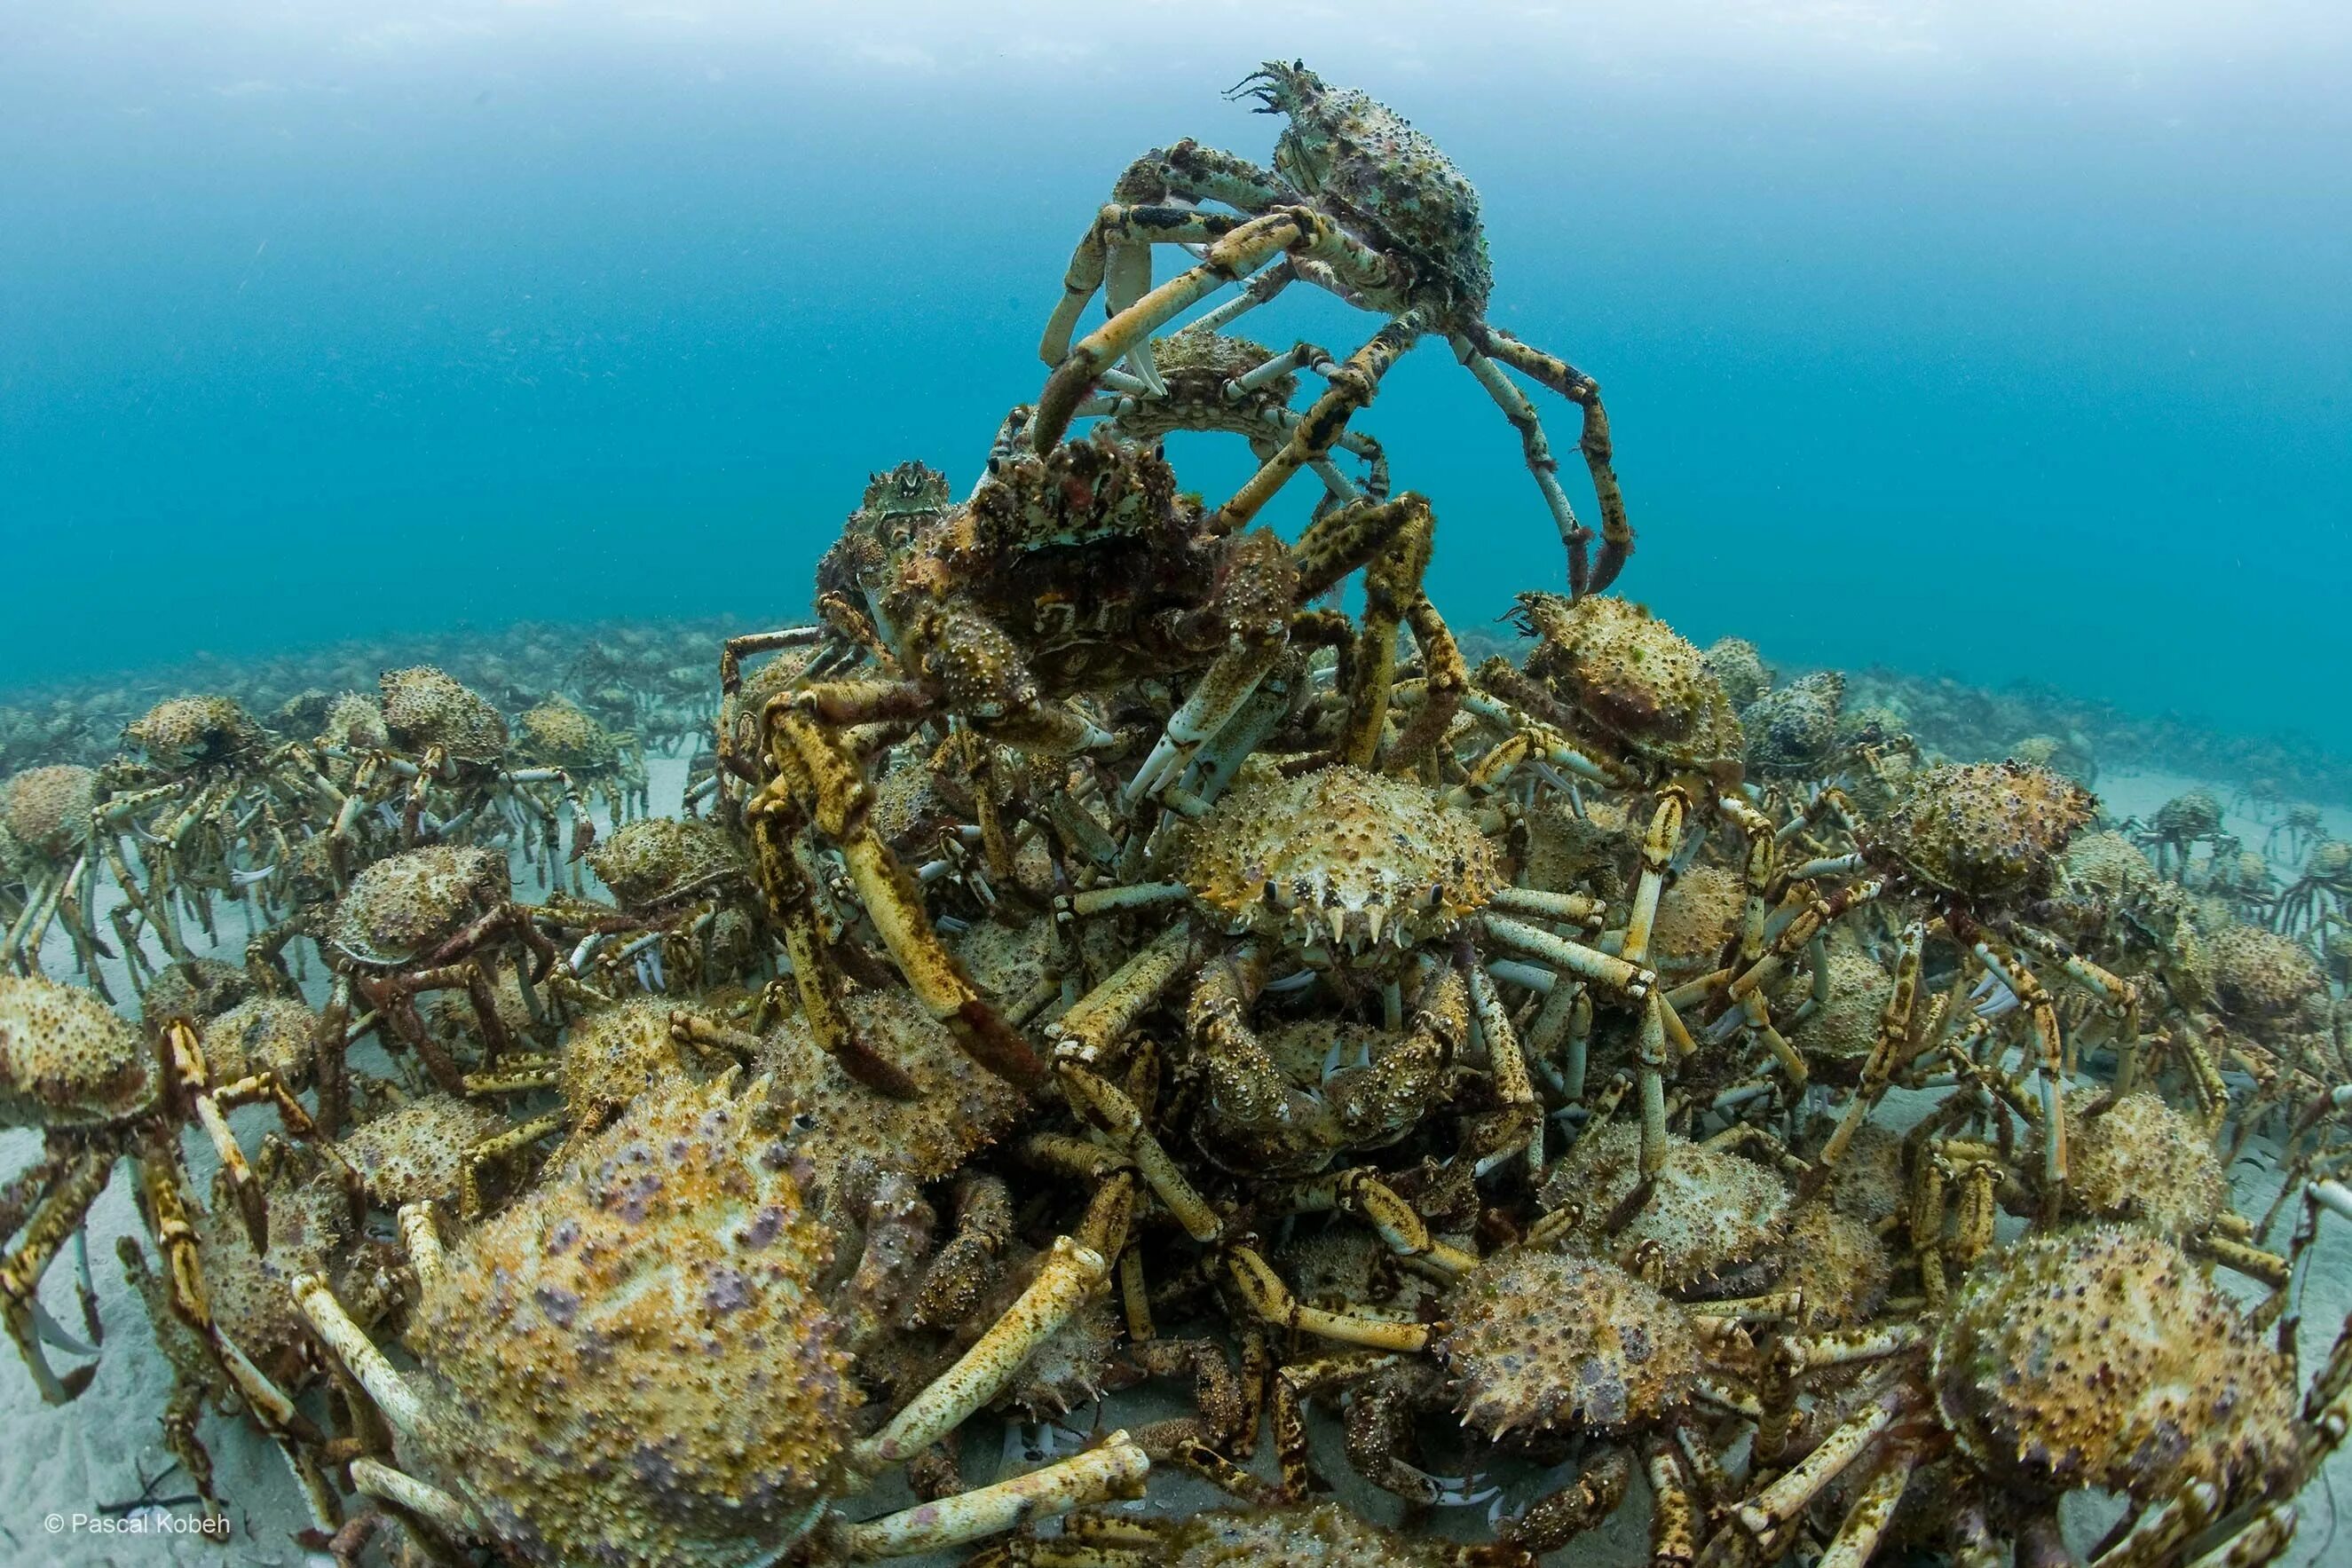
[406,1072,855,1568]
[1932,1226,2300,1504]
[1516,593,1745,783]
[1184,765,1499,962]
[1869,760,2095,903]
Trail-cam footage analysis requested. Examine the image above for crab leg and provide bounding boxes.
[0,1147,114,1402]
[854,1235,1113,1467]
[1217,311,1427,531]
[1466,322,1632,597]
[1035,206,1404,448]
[844,1436,1149,1559]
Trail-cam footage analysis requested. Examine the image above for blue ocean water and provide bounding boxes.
[4,5,2347,741]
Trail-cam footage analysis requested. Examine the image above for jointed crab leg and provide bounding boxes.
[1035,206,1404,449]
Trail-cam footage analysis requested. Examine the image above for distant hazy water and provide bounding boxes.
[4,4,2346,742]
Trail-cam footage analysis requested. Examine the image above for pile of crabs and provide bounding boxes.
[7,59,2352,1568]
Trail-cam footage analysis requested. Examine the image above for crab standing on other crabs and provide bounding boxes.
[730,426,1457,1096]
[1031,59,1633,599]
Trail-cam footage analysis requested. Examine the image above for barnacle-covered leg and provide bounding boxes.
[1,1146,114,1401]
[115,1236,225,1523]
[909,1170,1014,1329]
[1337,494,1433,769]
[1046,923,1194,1064]
[1464,955,1542,1176]
[1386,595,1467,769]
[1123,1336,1251,1460]
[1127,640,1284,802]
[1274,1166,1479,1277]
[1270,1350,1398,1501]
[460,1114,564,1217]
[1803,921,1924,1194]
[1647,1432,1701,1568]
[1467,322,1631,598]
[1448,330,1604,598]
[841,1436,1149,1561]
[1184,947,1327,1164]
[1505,1446,1634,1556]
[1709,1381,1920,1564]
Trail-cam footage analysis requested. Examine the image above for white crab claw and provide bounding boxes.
[230,863,277,888]
[1126,734,1191,803]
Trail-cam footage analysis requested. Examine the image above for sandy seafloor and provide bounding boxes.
[4,762,2349,1568]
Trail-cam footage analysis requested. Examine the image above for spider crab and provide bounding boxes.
[734,429,1448,1096]
[1030,59,1632,597]
[293,1069,1149,1565]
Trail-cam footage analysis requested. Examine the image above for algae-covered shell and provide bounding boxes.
[1772,1204,1892,1328]
[199,996,318,1088]
[1869,760,2094,902]
[2207,923,2325,1020]
[1740,672,1845,778]
[586,817,747,910]
[2,764,97,859]
[1516,592,1744,781]
[762,987,1024,1197]
[328,844,509,965]
[406,1072,855,1568]
[0,973,154,1129]
[1932,1226,2299,1502]
[516,695,618,768]
[1537,1123,1789,1290]
[141,958,257,1028]
[122,695,268,774]
[1184,766,1498,961]
[2052,1089,2226,1239]
[337,1092,509,1210]
[379,666,508,762]
[1437,1250,1698,1436]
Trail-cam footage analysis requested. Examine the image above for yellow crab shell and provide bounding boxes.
[1932,1226,2300,1503]
[379,666,509,763]
[406,1072,856,1568]
[122,695,269,775]
[328,844,509,965]
[2,764,98,859]
[1183,766,1499,961]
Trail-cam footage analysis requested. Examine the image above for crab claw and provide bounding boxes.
[1104,241,1168,398]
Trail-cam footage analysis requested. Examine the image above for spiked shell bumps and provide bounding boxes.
[1182,765,1499,961]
